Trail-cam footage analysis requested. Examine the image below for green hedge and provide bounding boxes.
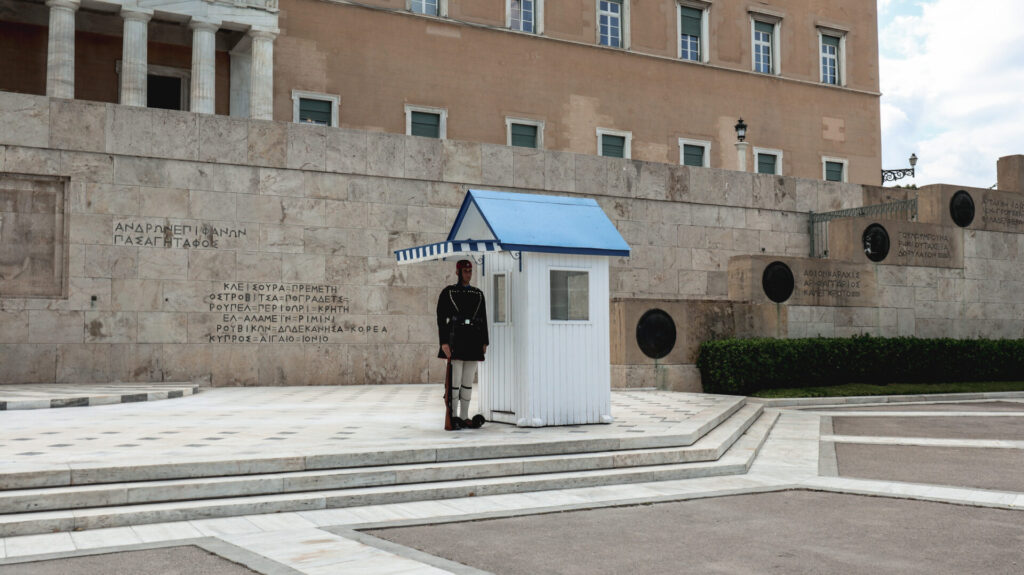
[696,336,1024,396]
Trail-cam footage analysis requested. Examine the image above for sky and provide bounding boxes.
[878,0,1024,188]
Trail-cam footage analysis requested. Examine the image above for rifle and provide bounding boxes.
[443,317,457,431]
[443,356,453,431]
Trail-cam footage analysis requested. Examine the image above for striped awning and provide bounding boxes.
[394,240,502,265]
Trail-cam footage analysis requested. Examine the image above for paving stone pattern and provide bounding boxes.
[1,389,1023,574]
[0,386,730,471]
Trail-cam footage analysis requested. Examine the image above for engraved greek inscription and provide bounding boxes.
[205,282,387,343]
[981,196,1024,228]
[112,219,247,248]
[896,231,951,260]
[800,269,862,298]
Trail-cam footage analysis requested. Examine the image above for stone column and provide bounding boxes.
[249,28,277,121]
[229,39,252,118]
[735,141,749,172]
[120,9,152,107]
[45,0,80,99]
[996,155,1024,193]
[189,19,220,114]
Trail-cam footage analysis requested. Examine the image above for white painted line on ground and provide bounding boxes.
[800,476,1024,510]
[803,411,1024,417]
[821,435,1024,449]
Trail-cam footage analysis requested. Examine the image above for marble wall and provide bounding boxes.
[0,90,1021,388]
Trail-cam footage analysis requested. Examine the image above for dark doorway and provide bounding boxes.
[147,75,182,110]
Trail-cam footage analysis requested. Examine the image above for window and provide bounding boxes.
[597,0,626,48]
[602,135,626,157]
[506,117,544,149]
[678,3,706,62]
[405,105,447,139]
[550,270,589,321]
[823,157,848,182]
[678,138,710,167]
[299,100,331,125]
[819,30,846,86]
[509,0,542,34]
[754,147,783,175]
[291,90,340,127]
[409,0,445,16]
[821,35,839,84]
[753,21,774,73]
[597,128,631,158]
[493,273,508,323]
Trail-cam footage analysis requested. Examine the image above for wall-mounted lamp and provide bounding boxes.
[734,118,749,171]
[734,118,748,142]
[882,153,918,185]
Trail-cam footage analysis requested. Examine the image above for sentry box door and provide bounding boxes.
[479,252,519,424]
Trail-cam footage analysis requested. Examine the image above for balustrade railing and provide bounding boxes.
[808,197,918,258]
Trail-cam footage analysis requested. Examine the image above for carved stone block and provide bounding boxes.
[729,255,877,307]
[918,184,1024,234]
[829,217,964,269]
[0,173,68,298]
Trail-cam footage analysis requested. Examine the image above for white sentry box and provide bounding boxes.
[395,189,629,427]
[480,250,612,426]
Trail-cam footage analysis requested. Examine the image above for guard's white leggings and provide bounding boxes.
[450,360,478,419]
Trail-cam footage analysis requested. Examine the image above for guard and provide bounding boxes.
[436,259,488,430]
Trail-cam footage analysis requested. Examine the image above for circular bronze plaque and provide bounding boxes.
[761,261,794,303]
[862,223,890,262]
[949,190,975,228]
[636,309,676,360]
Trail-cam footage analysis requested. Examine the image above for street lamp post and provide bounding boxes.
[882,153,918,185]
[734,118,749,172]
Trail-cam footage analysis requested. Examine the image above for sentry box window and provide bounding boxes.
[493,273,508,324]
[550,270,589,321]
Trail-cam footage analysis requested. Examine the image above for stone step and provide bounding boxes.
[0,410,779,537]
[0,404,763,515]
[2,396,748,491]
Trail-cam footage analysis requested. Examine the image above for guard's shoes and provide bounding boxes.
[467,414,486,429]
[450,417,465,430]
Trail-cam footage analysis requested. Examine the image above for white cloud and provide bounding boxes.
[879,0,1024,188]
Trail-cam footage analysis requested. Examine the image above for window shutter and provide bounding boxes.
[510,123,538,148]
[825,161,844,182]
[755,21,773,35]
[757,153,777,174]
[680,6,702,37]
[683,144,705,167]
[299,98,332,125]
[822,34,840,48]
[410,111,441,138]
[601,134,626,158]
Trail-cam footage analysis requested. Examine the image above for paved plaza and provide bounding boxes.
[1,386,1022,574]
[0,385,739,487]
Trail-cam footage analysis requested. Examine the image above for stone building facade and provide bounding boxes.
[1,89,1022,389]
[0,0,881,184]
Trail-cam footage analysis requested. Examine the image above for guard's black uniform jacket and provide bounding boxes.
[436,282,489,361]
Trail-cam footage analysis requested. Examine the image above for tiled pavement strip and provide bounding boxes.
[1,388,1023,573]
[0,384,199,411]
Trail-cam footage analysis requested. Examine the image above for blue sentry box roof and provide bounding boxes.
[448,190,631,257]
